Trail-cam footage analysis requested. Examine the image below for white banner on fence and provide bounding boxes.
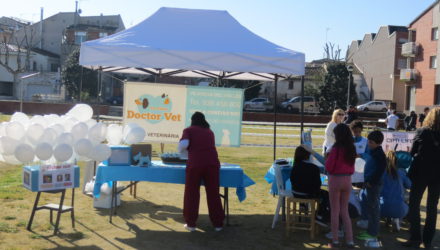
[382,131,415,152]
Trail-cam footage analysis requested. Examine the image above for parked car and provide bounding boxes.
[243,97,273,112]
[279,96,319,113]
[106,96,123,105]
[357,101,387,112]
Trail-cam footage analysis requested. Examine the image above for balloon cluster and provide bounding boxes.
[0,104,146,165]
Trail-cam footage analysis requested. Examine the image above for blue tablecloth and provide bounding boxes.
[94,161,255,202]
[264,164,293,195]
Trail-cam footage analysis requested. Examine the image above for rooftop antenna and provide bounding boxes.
[39,7,43,49]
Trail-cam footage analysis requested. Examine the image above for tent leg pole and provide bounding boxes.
[300,76,305,143]
[273,75,278,161]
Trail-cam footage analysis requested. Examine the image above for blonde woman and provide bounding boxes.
[403,107,440,249]
[323,109,345,154]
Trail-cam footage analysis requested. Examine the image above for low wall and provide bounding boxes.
[0,101,387,127]
[0,100,109,116]
[243,112,330,123]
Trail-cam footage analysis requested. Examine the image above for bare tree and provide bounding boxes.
[323,42,343,61]
[0,26,38,98]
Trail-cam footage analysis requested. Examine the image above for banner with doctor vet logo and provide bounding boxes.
[124,82,243,146]
[124,82,187,143]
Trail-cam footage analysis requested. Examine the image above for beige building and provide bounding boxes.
[259,62,325,104]
[1,11,125,100]
[346,26,409,111]
[0,44,61,98]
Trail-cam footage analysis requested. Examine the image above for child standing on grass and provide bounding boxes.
[350,120,368,155]
[325,123,356,248]
[356,131,387,247]
[380,151,411,229]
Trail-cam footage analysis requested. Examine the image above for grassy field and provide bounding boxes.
[0,123,437,249]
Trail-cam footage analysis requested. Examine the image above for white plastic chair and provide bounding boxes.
[272,164,293,228]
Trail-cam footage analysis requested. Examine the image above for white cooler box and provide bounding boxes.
[93,193,121,209]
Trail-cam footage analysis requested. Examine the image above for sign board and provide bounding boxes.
[382,131,415,152]
[23,165,80,192]
[124,82,243,146]
[301,129,312,148]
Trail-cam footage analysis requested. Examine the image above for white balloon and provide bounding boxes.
[71,122,88,141]
[67,104,94,122]
[6,121,25,140]
[2,154,21,165]
[30,115,47,128]
[0,136,21,155]
[43,114,60,126]
[56,132,74,146]
[123,123,140,139]
[49,124,65,137]
[62,117,78,133]
[14,144,35,163]
[100,183,111,195]
[53,144,73,162]
[85,119,97,129]
[35,143,53,161]
[88,123,107,143]
[0,122,6,137]
[26,123,45,145]
[91,144,111,162]
[106,124,123,145]
[124,127,146,144]
[74,138,93,157]
[40,128,57,145]
[11,112,30,128]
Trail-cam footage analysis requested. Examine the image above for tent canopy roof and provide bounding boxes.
[79,7,305,80]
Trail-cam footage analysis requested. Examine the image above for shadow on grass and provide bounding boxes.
[112,214,331,250]
[109,207,440,249]
[95,198,183,223]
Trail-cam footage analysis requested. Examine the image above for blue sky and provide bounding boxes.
[0,0,436,61]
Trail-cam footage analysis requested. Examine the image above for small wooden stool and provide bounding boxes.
[27,188,75,235]
[286,197,320,239]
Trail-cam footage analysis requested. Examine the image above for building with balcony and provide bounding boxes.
[346,25,409,111]
[404,1,440,112]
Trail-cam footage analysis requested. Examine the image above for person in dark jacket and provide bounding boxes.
[290,146,330,226]
[405,111,417,131]
[418,107,430,127]
[357,131,386,246]
[344,106,359,125]
[290,146,321,197]
[403,107,440,249]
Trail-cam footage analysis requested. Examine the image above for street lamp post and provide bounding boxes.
[346,65,353,110]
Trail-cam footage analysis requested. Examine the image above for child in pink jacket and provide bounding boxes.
[325,123,356,248]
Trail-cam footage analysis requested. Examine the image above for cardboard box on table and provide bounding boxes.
[23,165,80,192]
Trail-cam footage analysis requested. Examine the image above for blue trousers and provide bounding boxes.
[364,184,382,237]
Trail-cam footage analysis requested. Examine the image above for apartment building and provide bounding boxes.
[346,26,409,111]
[403,1,440,112]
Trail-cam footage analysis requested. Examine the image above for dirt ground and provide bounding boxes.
[0,144,439,249]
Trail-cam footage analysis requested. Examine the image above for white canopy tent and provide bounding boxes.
[79,7,304,79]
[79,7,306,159]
